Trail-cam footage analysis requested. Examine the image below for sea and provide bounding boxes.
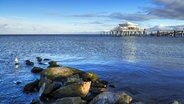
[0,35,184,104]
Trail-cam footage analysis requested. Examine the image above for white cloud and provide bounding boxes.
[0,17,111,34]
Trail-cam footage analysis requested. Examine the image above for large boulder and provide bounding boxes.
[23,80,39,93]
[39,78,63,97]
[51,81,91,98]
[55,97,86,104]
[31,67,44,73]
[66,74,81,85]
[89,92,132,104]
[40,67,84,82]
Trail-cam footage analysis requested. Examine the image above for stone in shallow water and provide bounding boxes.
[31,67,44,73]
[25,60,34,66]
[36,57,43,62]
[116,92,133,104]
[23,80,39,93]
[48,61,60,68]
[89,92,132,104]
[55,97,86,104]
[89,92,117,104]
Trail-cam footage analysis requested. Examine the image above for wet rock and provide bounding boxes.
[48,61,60,68]
[66,74,81,85]
[89,92,118,104]
[23,80,39,93]
[31,67,44,73]
[171,100,182,104]
[39,78,53,96]
[116,92,132,104]
[16,81,21,85]
[55,97,86,104]
[89,92,132,104]
[36,57,42,62]
[30,98,40,104]
[85,88,107,102]
[38,62,47,65]
[14,81,21,85]
[43,58,51,61]
[92,80,108,88]
[109,85,116,88]
[51,81,91,98]
[25,60,34,66]
[83,72,99,82]
[131,102,145,104]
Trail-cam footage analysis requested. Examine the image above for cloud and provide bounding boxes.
[148,24,184,31]
[149,0,184,20]
[108,13,156,21]
[0,17,109,34]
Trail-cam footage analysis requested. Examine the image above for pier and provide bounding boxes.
[102,22,184,37]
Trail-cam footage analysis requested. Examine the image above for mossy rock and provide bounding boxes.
[48,61,60,68]
[40,67,84,83]
[83,72,99,82]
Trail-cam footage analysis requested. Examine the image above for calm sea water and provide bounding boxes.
[0,35,184,104]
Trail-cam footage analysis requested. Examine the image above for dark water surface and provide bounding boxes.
[0,35,184,104]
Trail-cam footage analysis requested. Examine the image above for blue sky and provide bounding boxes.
[0,0,184,34]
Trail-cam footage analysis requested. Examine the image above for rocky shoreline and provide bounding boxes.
[21,57,180,104]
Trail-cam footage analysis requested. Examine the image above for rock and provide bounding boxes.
[25,60,34,66]
[51,81,91,98]
[23,80,39,93]
[36,57,42,62]
[48,61,60,68]
[38,62,47,65]
[89,92,132,104]
[85,88,107,102]
[109,85,116,88]
[55,97,86,104]
[116,92,132,104]
[43,58,51,61]
[131,102,145,104]
[83,72,99,82]
[66,74,81,85]
[31,67,44,73]
[14,81,21,85]
[172,100,182,104]
[92,80,108,88]
[39,78,53,96]
[40,67,84,81]
[16,81,21,85]
[89,92,118,104]
[30,98,40,104]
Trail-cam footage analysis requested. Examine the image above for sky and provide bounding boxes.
[0,0,184,34]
